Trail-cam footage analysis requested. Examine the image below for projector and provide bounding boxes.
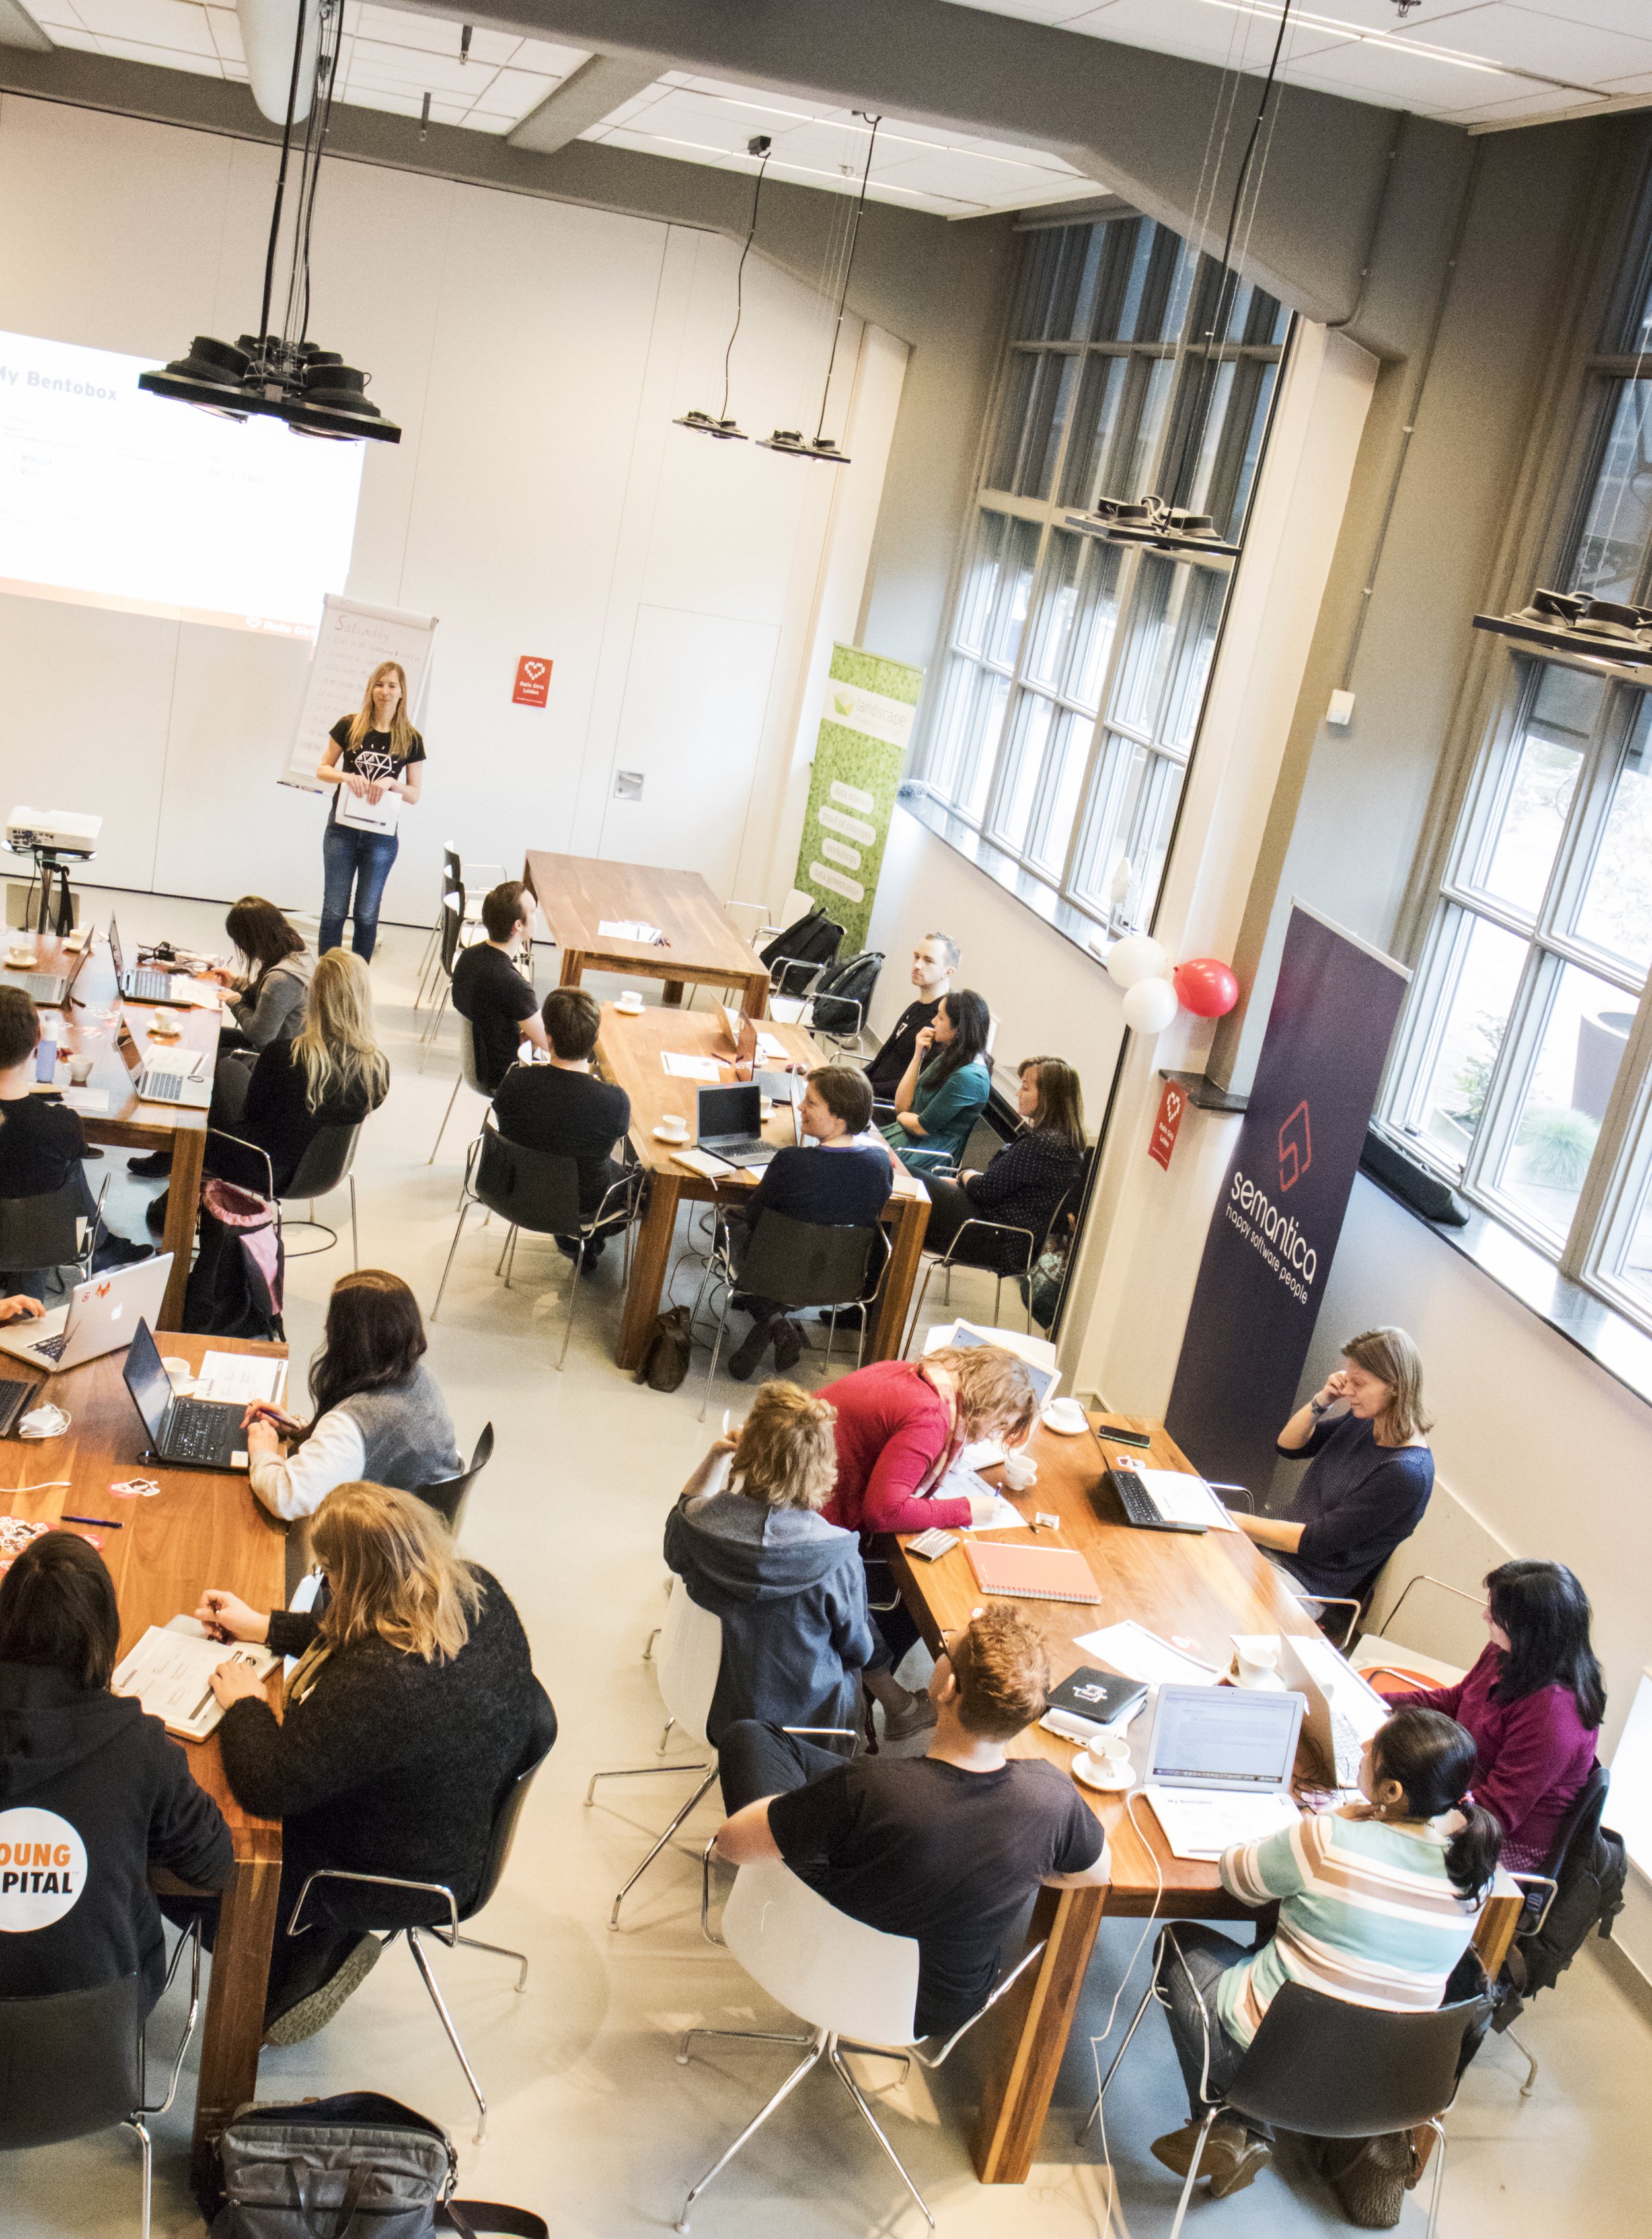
[6,806,103,858]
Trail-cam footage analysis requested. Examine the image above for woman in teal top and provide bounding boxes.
[880,987,993,1176]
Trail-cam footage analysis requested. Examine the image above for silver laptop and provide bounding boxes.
[1279,1631,1389,1794]
[135,1045,211,1108]
[0,1253,172,1372]
[110,915,182,1004]
[0,939,88,1009]
[1142,1683,1305,1860]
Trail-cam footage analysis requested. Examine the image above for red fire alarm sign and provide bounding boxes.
[512,655,552,708]
[1148,1079,1185,1172]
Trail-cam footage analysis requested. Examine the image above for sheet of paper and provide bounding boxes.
[661,1053,724,1082]
[112,1616,280,1740]
[755,1032,789,1063]
[64,1087,109,1114]
[1072,1618,1222,1689]
[1143,1786,1299,1861]
[1131,1467,1240,1532]
[194,1351,288,1407]
[598,918,665,944]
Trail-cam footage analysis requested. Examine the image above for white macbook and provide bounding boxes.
[1280,1630,1390,1794]
[0,1253,172,1372]
[1143,1683,1306,1861]
[135,1045,211,1108]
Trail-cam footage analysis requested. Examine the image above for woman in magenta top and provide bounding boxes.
[1390,1559,1603,1874]
[821,1347,1040,1738]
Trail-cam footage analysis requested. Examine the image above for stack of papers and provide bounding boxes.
[194,1351,287,1407]
[661,1053,724,1082]
[113,1616,280,1741]
[1143,1787,1300,1862]
[1125,1468,1240,1533]
[1072,1619,1222,1689]
[598,919,666,945]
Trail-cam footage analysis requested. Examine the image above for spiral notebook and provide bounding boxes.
[965,1541,1102,1605]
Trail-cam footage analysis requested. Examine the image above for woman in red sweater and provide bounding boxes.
[821,1346,1041,1737]
[1388,1559,1603,1873]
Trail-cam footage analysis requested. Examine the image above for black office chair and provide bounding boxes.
[283,1681,557,2145]
[418,888,467,1067]
[415,1420,495,1536]
[693,1207,889,1421]
[900,1208,1041,1350]
[1080,1952,1493,2239]
[0,1172,109,1294]
[0,1918,202,2239]
[1496,1763,1615,2096]
[432,1120,640,1367]
[209,1124,361,1266]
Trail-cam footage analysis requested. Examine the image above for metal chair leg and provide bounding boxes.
[406,1925,488,2145]
[824,1306,838,1370]
[429,1074,463,1164]
[698,1285,733,1423]
[348,1174,358,1270]
[454,1932,529,1992]
[124,2118,153,2239]
[700,1833,726,1946]
[674,2030,827,2232]
[678,2025,815,2063]
[901,1256,938,1358]
[1423,2119,1448,2239]
[431,1200,472,1318]
[829,2037,934,2228]
[558,1242,581,1371]
[643,1628,661,1661]
[609,1766,722,1929]
[1166,2106,1219,2239]
[1077,1978,1157,2139]
[418,985,450,1070]
[585,1759,710,1805]
[1505,2025,1540,2097]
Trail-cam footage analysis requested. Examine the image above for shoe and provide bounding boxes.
[771,1318,804,1373]
[94,1236,155,1270]
[726,1318,774,1381]
[145,1189,169,1236]
[880,1692,938,1743]
[262,1932,381,2047]
[1151,2117,1271,2195]
[128,1150,173,1179]
[816,1305,865,1332]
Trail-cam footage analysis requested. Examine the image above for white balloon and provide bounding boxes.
[1121,975,1180,1036]
[1105,933,1169,991]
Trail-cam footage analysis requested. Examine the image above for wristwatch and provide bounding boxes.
[1308,1396,1331,1418]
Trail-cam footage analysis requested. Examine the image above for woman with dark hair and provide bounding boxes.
[0,1532,231,2006]
[1389,1560,1604,1872]
[243,1269,461,1521]
[880,987,993,1176]
[917,1054,1087,1273]
[1149,1706,1500,2199]
[210,895,314,1050]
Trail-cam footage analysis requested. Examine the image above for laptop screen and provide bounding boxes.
[1148,1685,1301,1791]
[122,1317,174,1443]
[108,915,124,977]
[698,1083,762,1140]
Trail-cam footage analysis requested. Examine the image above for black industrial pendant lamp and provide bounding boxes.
[760,114,882,467]
[139,0,398,443]
[675,135,774,443]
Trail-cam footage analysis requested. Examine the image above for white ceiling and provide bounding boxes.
[943,0,1652,129]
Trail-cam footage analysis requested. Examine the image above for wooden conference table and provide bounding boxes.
[887,1410,1525,2185]
[594,1003,931,1373]
[0,1328,288,2192]
[13,930,225,1329]
[523,851,771,1018]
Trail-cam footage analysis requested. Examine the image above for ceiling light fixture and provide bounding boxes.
[137,0,398,445]
[675,134,774,443]
[761,114,882,466]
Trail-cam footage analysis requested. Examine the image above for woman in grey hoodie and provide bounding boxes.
[664,1381,876,1743]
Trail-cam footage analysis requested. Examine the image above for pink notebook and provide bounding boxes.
[965,1541,1103,1605]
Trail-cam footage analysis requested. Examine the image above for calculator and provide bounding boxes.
[907,1527,959,1562]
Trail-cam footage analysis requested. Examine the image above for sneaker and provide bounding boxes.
[879,1691,938,1743]
[726,1318,774,1381]
[262,1931,381,2047]
[128,1150,173,1179]
[1151,2117,1271,2194]
[815,1305,865,1332]
[145,1188,169,1235]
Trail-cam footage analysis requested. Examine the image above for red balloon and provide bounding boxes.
[1173,958,1239,1018]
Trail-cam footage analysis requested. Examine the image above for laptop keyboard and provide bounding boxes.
[1330,1708,1365,1788]
[7,973,64,1001]
[167,1399,240,1462]
[1108,1468,1167,1528]
[127,969,176,1002]
[28,1330,69,1363]
[139,1066,192,1103]
[0,1376,34,1434]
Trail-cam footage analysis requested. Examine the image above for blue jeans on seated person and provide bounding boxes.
[320,823,399,960]
[1155,1922,1265,2131]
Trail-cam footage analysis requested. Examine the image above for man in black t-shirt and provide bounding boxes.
[864,931,960,1100]
[490,985,631,1266]
[450,882,548,1093]
[0,987,149,1291]
[714,1606,1108,2036]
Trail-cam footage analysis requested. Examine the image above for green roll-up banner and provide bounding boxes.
[792,644,923,954]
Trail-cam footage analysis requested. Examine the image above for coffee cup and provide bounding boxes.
[1002,1448,1038,1492]
[6,946,36,969]
[68,1053,95,1086]
[1235,1640,1280,1689]
[1044,1396,1088,1434]
[616,991,645,1014]
[657,1114,689,1141]
[160,1355,194,1391]
[151,1006,180,1035]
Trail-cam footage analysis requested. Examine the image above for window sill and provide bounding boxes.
[1359,1168,1652,1413]
[895,786,1113,971]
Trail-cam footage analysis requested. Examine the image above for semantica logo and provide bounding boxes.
[1278,1100,1312,1194]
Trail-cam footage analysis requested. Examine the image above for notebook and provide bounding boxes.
[1041,1665,1148,1742]
[964,1540,1102,1605]
[112,1615,280,1741]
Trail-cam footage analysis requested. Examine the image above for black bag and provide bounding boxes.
[633,1303,693,1392]
[759,907,843,998]
[209,2092,545,2238]
[807,949,883,1036]
[182,1182,285,1341]
[1496,1819,1628,2023]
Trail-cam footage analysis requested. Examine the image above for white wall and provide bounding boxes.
[0,95,904,926]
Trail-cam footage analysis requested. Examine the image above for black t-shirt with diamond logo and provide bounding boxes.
[326,719,426,824]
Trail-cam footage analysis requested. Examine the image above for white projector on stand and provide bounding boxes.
[6,806,103,858]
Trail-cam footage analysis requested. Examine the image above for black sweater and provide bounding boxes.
[0,1663,233,2006]
[217,1568,541,1926]
[963,1129,1084,1250]
[240,1038,385,1195]
[0,1093,92,1198]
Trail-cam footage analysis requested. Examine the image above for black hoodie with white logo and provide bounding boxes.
[0,1663,233,2007]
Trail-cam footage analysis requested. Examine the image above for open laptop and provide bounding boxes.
[110,915,182,1003]
[1280,1630,1389,1794]
[133,1043,211,1108]
[1141,1683,1305,1860]
[0,1253,172,1372]
[696,1082,773,1168]
[122,1318,248,1470]
[0,938,88,1009]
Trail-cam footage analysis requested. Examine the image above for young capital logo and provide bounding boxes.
[0,1807,87,1930]
[1278,1100,1312,1194]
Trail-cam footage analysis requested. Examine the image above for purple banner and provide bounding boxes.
[1164,905,1408,1499]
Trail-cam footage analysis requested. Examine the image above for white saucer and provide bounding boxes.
[615,1003,645,1017]
[1234,1671,1287,1692]
[1072,1751,1133,1792]
[654,1127,691,1145]
[1042,1407,1090,1435]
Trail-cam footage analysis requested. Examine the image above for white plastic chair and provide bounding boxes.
[428,1014,487,1165]
[675,1859,1047,2231]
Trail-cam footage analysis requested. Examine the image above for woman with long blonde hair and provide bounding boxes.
[196,1482,543,2044]
[315,658,426,960]
[229,948,389,1194]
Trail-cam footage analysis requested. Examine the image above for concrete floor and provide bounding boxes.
[7,887,1651,2238]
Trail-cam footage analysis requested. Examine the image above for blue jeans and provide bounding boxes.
[320,821,399,960]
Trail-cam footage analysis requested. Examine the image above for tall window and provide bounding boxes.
[1381,184,1652,1334]
[912,215,1291,931]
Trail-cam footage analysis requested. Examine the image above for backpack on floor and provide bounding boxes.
[633,1303,693,1392]
[209,2092,546,2239]
[182,1180,285,1341]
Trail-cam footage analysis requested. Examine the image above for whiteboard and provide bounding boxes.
[280,595,439,793]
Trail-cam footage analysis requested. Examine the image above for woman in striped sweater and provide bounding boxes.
[1148,1707,1501,2199]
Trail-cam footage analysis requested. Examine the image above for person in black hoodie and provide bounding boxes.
[0,1531,232,2010]
[663,1381,875,1747]
[196,1479,542,2045]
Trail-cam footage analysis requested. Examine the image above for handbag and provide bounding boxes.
[1305,2127,1434,2229]
[633,1303,693,1392]
[209,2092,546,2239]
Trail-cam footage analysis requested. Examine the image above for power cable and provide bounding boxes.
[718,138,774,425]
[814,114,881,445]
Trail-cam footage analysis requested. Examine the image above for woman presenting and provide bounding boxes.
[316,660,424,961]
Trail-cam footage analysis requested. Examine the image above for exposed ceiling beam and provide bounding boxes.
[0,0,52,54]
[507,48,665,153]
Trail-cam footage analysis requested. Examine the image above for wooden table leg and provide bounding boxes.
[661,979,686,1006]
[971,1882,1108,2183]
[189,1841,282,2198]
[743,971,770,1021]
[866,1191,930,1362]
[161,1125,206,1327]
[1473,1878,1525,1980]
[559,948,586,988]
[617,1172,683,1370]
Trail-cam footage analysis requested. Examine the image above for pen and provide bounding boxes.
[63,1512,122,1529]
